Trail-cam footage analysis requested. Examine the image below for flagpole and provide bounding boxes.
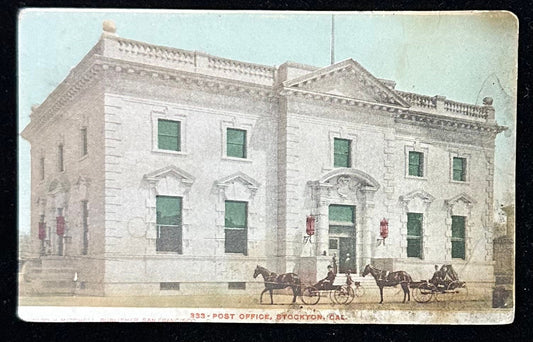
[330,14,335,65]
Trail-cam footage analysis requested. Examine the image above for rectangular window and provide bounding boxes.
[228,282,246,290]
[58,144,64,172]
[227,128,247,158]
[224,201,247,254]
[408,151,424,177]
[81,128,88,156]
[160,282,180,291]
[156,196,182,253]
[39,157,45,180]
[453,157,466,181]
[334,138,351,168]
[451,216,466,259]
[329,205,354,224]
[81,200,89,255]
[158,119,181,151]
[407,213,423,258]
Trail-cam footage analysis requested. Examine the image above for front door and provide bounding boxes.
[329,204,356,274]
[339,237,356,273]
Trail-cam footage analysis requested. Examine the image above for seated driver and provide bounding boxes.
[315,265,336,290]
[430,265,446,288]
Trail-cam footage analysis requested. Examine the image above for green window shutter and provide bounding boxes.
[329,205,354,223]
[156,196,182,253]
[407,213,423,258]
[407,213,422,236]
[334,138,351,168]
[158,120,181,151]
[156,196,182,225]
[224,201,247,254]
[451,216,466,259]
[407,239,421,258]
[451,241,465,259]
[453,157,466,181]
[227,128,246,158]
[408,151,423,177]
[451,216,465,238]
[225,201,247,228]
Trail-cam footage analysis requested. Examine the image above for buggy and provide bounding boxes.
[410,264,468,303]
[300,273,362,305]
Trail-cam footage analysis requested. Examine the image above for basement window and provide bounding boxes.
[228,282,246,290]
[160,282,181,291]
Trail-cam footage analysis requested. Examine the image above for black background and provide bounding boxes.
[1,1,532,341]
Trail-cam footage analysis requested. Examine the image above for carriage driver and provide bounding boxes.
[430,265,446,288]
[315,265,336,290]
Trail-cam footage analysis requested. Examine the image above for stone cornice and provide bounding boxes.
[98,56,276,97]
[21,54,103,140]
[279,87,407,114]
[279,87,505,135]
[22,56,277,140]
[22,35,506,140]
[394,110,506,135]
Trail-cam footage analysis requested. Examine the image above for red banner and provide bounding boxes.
[56,216,65,236]
[38,222,46,240]
[380,218,389,239]
[306,216,315,236]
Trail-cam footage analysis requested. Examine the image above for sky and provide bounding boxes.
[18,9,517,234]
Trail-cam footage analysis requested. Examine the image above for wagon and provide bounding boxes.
[410,265,468,303]
[299,279,363,305]
[300,284,354,305]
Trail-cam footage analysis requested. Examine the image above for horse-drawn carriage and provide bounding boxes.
[253,265,363,305]
[410,264,468,303]
[299,274,364,305]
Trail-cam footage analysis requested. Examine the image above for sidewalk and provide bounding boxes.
[19,292,494,311]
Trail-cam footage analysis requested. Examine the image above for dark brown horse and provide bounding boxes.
[362,264,412,304]
[253,265,301,305]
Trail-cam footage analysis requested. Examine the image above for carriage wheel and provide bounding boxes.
[354,284,365,297]
[413,286,433,303]
[300,286,320,305]
[345,286,356,304]
[333,285,351,305]
[448,281,469,302]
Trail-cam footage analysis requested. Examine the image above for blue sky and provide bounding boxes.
[18,10,517,234]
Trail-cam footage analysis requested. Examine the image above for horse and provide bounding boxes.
[253,265,301,305]
[362,264,412,304]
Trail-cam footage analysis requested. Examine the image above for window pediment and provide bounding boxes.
[399,190,435,213]
[317,168,380,190]
[309,168,380,202]
[48,176,70,194]
[445,192,476,207]
[143,165,195,185]
[399,189,435,204]
[216,172,260,194]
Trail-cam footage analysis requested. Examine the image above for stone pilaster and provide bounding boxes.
[360,188,376,268]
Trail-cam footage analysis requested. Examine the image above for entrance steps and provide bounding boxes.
[333,273,379,288]
[19,257,77,296]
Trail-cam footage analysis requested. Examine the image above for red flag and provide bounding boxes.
[38,222,46,240]
[306,216,315,236]
[380,218,389,239]
[56,216,65,236]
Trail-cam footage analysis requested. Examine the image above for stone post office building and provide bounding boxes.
[21,22,505,296]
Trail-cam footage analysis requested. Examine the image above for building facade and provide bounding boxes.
[21,22,505,296]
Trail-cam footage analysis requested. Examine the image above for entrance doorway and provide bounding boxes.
[328,205,356,274]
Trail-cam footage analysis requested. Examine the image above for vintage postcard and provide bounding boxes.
[17,9,517,324]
